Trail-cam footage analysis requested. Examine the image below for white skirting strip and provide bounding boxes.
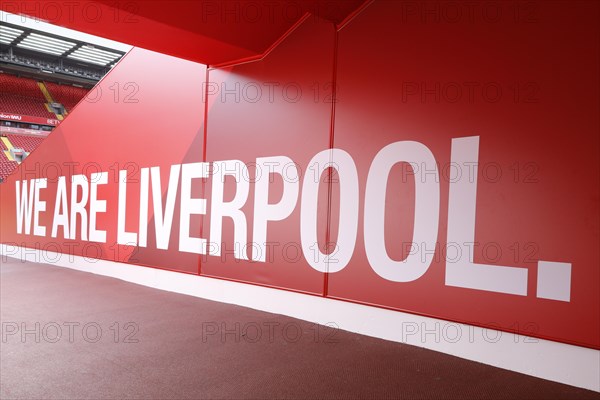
[1,243,598,392]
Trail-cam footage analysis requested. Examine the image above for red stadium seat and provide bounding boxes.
[0,73,46,100]
[44,81,89,112]
[0,145,19,182]
[0,74,57,119]
[4,134,45,152]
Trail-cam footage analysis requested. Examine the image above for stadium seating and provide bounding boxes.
[45,81,89,112]
[0,73,46,99]
[0,74,70,182]
[4,134,45,152]
[0,158,18,182]
[0,134,45,181]
[0,93,56,118]
[0,74,56,118]
[0,138,18,182]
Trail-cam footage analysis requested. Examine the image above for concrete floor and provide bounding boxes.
[1,256,599,399]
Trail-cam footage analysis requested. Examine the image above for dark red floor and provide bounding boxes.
[1,256,599,400]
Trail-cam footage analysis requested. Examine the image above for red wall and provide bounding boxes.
[0,1,598,349]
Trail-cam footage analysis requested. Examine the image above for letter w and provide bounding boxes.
[16,180,35,235]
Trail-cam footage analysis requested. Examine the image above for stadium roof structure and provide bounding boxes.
[0,17,127,86]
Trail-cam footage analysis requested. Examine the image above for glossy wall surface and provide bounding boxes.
[0,1,598,349]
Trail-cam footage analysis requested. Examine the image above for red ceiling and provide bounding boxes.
[2,0,365,65]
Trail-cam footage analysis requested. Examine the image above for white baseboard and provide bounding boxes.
[1,243,598,392]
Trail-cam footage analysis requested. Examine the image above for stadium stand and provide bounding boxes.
[0,93,55,118]
[45,81,89,112]
[0,137,18,182]
[0,73,46,99]
[0,20,115,184]
[0,74,56,118]
[0,134,45,181]
[4,134,45,152]
[0,73,89,181]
